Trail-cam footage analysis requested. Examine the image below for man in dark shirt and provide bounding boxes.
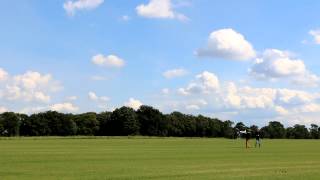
[245,131,250,149]
[255,131,261,148]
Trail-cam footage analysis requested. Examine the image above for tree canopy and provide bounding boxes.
[0,106,319,139]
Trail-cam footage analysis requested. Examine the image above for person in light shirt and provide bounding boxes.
[255,131,261,148]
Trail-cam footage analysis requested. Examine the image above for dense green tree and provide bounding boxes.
[260,126,269,138]
[21,113,50,136]
[73,112,99,135]
[0,112,21,136]
[310,124,319,139]
[167,112,185,136]
[96,111,112,135]
[56,114,77,136]
[291,124,310,139]
[263,121,286,139]
[46,111,77,136]
[109,107,139,135]
[195,115,209,137]
[222,120,234,138]
[21,111,77,136]
[206,118,222,137]
[184,115,197,137]
[285,127,294,139]
[137,105,168,136]
[0,106,317,138]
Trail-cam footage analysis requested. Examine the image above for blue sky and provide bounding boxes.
[1,0,320,126]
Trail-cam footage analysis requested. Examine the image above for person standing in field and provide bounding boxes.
[245,131,250,149]
[255,131,261,148]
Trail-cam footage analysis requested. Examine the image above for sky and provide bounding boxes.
[1,0,320,126]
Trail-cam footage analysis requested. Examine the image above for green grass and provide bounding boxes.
[0,137,319,180]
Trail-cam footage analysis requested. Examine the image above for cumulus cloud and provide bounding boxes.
[274,105,288,115]
[275,89,313,105]
[299,103,320,113]
[50,102,79,113]
[88,91,109,109]
[178,71,220,95]
[250,49,319,87]
[163,68,187,79]
[309,29,320,44]
[250,49,305,78]
[0,70,62,103]
[0,68,8,81]
[136,0,188,21]
[63,0,104,16]
[88,91,109,102]
[124,98,143,110]
[195,28,256,61]
[88,91,98,101]
[157,70,320,125]
[222,83,318,111]
[92,54,125,68]
[185,99,207,111]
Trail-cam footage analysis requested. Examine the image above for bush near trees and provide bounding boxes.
[0,106,319,139]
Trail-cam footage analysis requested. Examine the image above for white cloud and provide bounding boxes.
[50,102,79,113]
[299,103,320,113]
[163,68,187,79]
[196,71,220,91]
[250,49,319,87]
[136,0,188,21]
[223,85,316,110]
[196,28,256,61]
[223,85,276,109]
[291,72,320,87]
[185,99,207,111]
[33,92,51,103]
[309,29,320,44]
[63,0,104,16]
[0,68,8,81]
[157,70,320,125]
[88,91,109,109]
[178,71,220,95]
[124,98,143,110]
[274,106,288,115]
[0,70,62,103]
[0,106,8,113]
[88,91,109,102]
[92,54,125,68]
[88,91,98,101]
[250,49,305,78]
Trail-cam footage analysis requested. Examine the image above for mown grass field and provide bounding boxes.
[0,137,319,180]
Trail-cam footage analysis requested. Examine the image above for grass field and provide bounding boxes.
[0,137,319,180]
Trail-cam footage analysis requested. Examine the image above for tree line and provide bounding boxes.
[0,105,319,139]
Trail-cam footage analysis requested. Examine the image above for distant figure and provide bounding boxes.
[255,131,261,148]
[245,131,250,149]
